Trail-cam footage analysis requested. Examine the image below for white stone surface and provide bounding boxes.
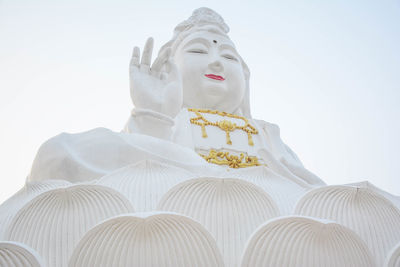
[29,127,209,183]
[0,180,71,239]
[294,185,400,266]
[5,184,134,267]
[158,177,279,267]
[386,242,400,267]
[0,241,44,267]
[347,181,400,210]
[68,212,224,267]
[241,216,376,267]
[97,160,197,211]
[219,166,312,214]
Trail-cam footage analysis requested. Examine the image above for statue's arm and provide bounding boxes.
[123,38,182,140]
[123,108,175,139]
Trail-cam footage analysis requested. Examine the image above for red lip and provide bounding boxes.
[205,74,225,81]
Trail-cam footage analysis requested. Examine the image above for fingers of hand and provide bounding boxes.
[151,48,171,76]
[130,46,140,68]
[141,37,154,67]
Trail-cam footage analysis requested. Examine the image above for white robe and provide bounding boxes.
[29,108,325,187]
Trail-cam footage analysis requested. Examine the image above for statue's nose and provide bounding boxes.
[208,60,224,73]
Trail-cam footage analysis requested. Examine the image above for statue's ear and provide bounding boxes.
[234,88,250,118]
[243,64,250,80]
[240,77,252,119]
[234,55,251,118]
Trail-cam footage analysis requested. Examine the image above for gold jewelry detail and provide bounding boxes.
[199,149,261,168]
[188,108,258,146]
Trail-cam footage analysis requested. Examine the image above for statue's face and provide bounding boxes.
[174,30,246,113]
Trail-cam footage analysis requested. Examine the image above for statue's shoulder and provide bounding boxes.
[29,126,206,183]
[40,127,114,145]
[253,119,281,136]
[253,118,302,164]
[33,127,116,157]
[29,127,118,183]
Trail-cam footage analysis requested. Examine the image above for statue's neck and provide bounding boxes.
[183,105,245,118]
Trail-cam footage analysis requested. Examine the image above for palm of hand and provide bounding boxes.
[129,38,182,118]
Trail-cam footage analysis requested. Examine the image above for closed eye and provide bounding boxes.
[187,49,208,54]
[222,54,238,61]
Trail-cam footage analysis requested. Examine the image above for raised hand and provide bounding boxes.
[129,37,183,118]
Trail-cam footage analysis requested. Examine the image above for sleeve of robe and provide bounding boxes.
[28,127,207,183]
[255,119,326,186]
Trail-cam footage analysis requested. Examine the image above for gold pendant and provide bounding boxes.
[201,125,207,138]
[248,132,254,146]
[218,120,235,145]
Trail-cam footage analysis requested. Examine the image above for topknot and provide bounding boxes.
[174,7,229,36]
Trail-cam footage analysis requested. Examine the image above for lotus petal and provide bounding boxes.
[97,160,196,211]
[158,177,279,267]
[0,241,44,267]
[386,242,400,267]
[220,166,312,214]
[294,185,400,266]
[68,212,224,267]
[0,180,71,238]
[241,216,376,267]
[347,181,400,210]
[5,184,134,267]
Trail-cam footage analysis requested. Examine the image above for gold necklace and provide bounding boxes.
[188,108,258,146]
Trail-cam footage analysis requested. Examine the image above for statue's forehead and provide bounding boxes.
[179,30,236,49]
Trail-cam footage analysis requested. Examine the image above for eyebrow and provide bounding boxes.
[182,37,210,49]
[218,44,239,55]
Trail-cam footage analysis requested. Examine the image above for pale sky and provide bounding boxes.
[0,0,399,204]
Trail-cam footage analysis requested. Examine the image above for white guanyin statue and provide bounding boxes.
[1,7,400,267]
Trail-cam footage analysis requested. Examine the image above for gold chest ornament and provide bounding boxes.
[200,149,261,169]
[188,108,258,146]
[188,108,262,168]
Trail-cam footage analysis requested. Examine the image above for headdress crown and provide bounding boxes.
[174,7,229,36]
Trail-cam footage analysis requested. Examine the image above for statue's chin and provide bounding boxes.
[202,83,230,102]
[203,87,227,97]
